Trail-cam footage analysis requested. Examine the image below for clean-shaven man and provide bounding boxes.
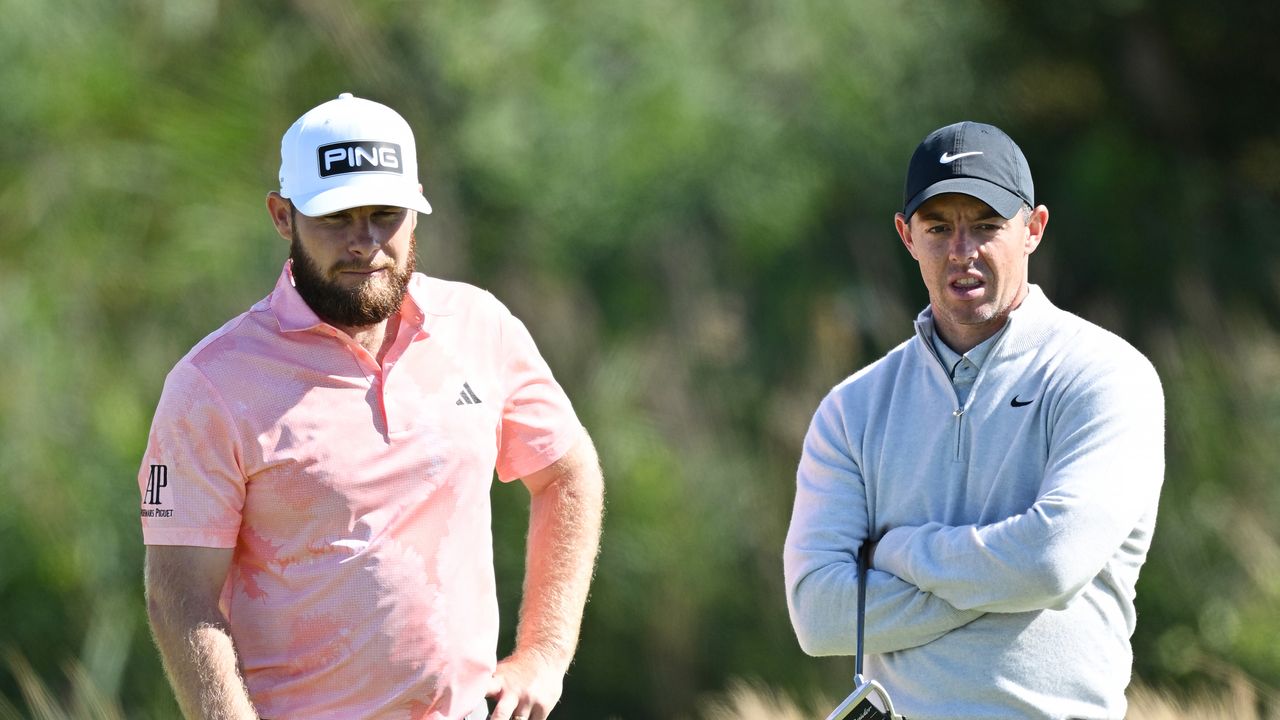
[785,121,1165,719]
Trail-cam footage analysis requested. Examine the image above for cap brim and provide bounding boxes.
[904,178,1024,220]
[290,183,433,217]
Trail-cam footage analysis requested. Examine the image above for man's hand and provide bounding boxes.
[486,650,564,720]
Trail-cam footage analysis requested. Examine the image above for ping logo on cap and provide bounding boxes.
[317,141,403,177]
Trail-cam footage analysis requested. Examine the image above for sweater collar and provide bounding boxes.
[914,284,1053,359]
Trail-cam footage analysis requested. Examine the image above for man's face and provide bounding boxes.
[895,193,1046,352]
[287,204,417,329]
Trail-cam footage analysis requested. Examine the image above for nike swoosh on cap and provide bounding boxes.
[939,151,984,164]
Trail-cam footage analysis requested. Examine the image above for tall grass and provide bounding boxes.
[0,653,122,720]
[1127,673,1277,720]
[4,651,1277,719]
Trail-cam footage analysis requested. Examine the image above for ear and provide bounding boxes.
[1024,205,1049,255]
[895,212,918,259]
[266,192,295,243]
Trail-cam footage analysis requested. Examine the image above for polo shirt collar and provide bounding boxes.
[929,322,1005,377]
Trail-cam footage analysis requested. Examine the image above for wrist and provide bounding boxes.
[509,640,573,675]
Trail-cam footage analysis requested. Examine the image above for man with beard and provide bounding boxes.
[138,93,604,720]
[784,122,1165,718]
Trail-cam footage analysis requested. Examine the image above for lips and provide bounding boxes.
[337,265,391,275]
[949,273,985,297]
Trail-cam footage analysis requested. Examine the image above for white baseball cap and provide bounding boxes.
[279,92,433,217]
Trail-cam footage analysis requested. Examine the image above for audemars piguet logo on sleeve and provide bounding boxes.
[317,141,403,177]
[141,464,175,518]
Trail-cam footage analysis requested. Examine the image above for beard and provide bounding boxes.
[289,228,416,328]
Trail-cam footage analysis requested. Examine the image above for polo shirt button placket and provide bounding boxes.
[371,372,392,431]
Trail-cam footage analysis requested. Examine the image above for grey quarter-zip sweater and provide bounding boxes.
[784,285,1165,719]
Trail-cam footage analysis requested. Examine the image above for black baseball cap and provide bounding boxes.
[902,121,1033,220]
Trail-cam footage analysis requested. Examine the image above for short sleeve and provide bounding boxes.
[492,307,581,483]
[137,361,246,547]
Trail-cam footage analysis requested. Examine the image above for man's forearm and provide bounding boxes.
[514,449,605,669]
[786,553,984,656]
[150,616,258,720]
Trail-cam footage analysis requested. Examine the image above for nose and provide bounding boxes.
[346,217,380,256]
[949,228,979,263]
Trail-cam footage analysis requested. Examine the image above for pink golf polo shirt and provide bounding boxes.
[138,263,581,720]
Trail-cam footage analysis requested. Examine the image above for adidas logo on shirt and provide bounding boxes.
[456,382,482,406]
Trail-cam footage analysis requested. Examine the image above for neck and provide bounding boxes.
[935,319,1005,355]
[934,283,1030,354]
[335,315,401,364]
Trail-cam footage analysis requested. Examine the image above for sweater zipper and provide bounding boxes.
[936,365,966,461]
[920,335,968,461]
[952,407,964,460]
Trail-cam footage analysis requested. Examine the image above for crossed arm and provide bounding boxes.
[783,414,983,657]
[871,366,1165,614]
[786,361,1164,654]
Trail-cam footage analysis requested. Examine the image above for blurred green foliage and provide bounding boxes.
[1,0,1277,717]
